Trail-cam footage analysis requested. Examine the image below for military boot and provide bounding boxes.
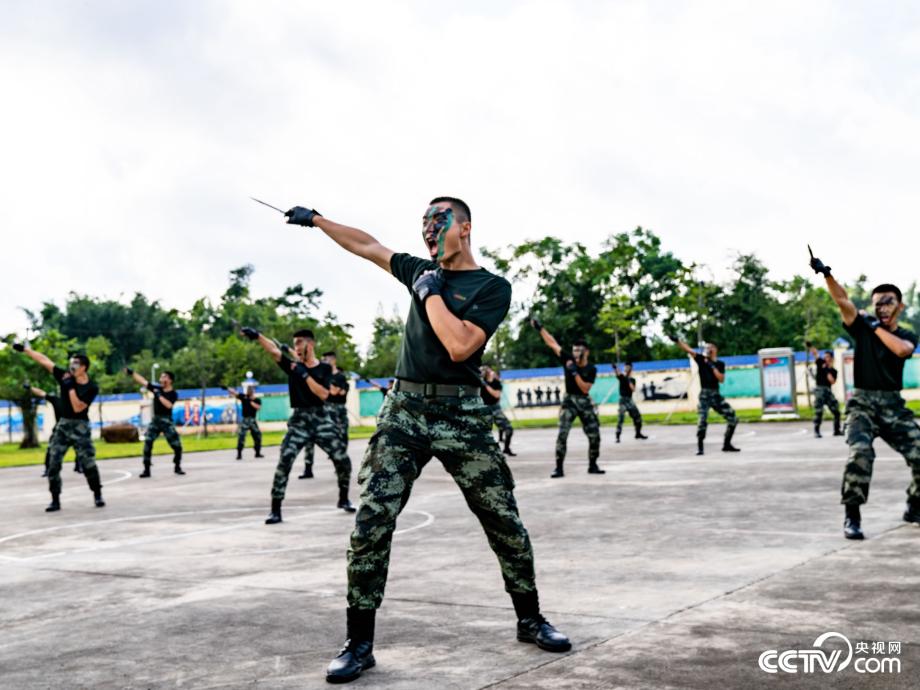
[503,440,516,457]
[140,460,151,478]
[814,423,822,439]
[173,450,185,475]
[844,504,864,540]
[85,466,105,507]
[337,488,357,513]
[833,418,843,436]
[236,445,243,461]
[722,426,740,453]
[550,460,564,478]
[517,615,572,652]
[326,608,376,684]
[587,462,606,474]
[265,498,282,524]
[696,437,705,456]
[46,492,61,512]
[299,465,313,479]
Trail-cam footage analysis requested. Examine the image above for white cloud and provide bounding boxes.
[2,0,919,349]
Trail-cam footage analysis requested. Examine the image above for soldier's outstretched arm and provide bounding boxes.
[824,275,858,326]
[308,216,395,274]
[536,324,563,357]
[29,386,47,398]
[124,368,149,387]
[674,338,696,356]
[17,345,55,373]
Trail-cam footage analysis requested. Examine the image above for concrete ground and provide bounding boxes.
[1,422,918,689]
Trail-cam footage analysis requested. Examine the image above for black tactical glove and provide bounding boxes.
[412,269,445,303]
[279,343,292,356]
[529,316,543,331]
[808,247,832,277]
[240,327,260,341]
[12,342,25,352]
[124,367,134,375]
[292,361,310,380]
[61,375,76,390]
[565,360,578,374]
[285,206,322,227]
[22,383,32,392]
[146,382,157,393]
[859,312,881,331]
[804,340,812,348]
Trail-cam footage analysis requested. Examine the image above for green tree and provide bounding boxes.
[363,305,404,377]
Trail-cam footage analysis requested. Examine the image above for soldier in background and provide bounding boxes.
[126,368,184,477]
[27,384,65,477]
[808,344,842,438]
[481,365,515,456]
[224,384,263,460]
[615,362,648,443]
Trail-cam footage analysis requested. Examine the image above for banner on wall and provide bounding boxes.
[758,347,798,416]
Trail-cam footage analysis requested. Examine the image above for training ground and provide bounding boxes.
[2,422,919,689]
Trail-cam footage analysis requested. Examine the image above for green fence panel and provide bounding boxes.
[723,367,760,398]
[360,390,385,417]
[904,358,920,389]
[258,395,291,422]
[590,377,619,404]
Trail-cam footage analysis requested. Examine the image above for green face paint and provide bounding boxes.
[422,206,454,261]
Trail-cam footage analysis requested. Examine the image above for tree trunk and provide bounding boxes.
[18,398,40,449]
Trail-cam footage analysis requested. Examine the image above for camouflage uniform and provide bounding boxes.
[347,391,535,609]
[841,390,920,505]
[237,416,262,453]
[697,389,738,441]
[555,394,600,465]
[302,403,349,471]
[813,385,841,432]
[46,418,98,495]
[487,402,514,444]
[143,415,183,465]
[616,397,642,436]
[274,407,351,499]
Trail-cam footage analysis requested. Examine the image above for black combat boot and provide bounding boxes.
[174,450,185,475]
[326,608,376,684]
[511,590,571,652]
[844,504,864,540]
[550,460,564,478]
[265,498,282,524]
[587,462,606,474]
[722,426,740,453]
[635,424,648,440]
[337,487,357,513]
[696,436,705,456]
[140,460,151,478]
[833,418,843,436]
[254,446,264,458]
[814,423,822,438]
[615,430,621,443]
[503,440,517,457]
[46,492,61,512]
[903,496,920,525]
[236,445,243,461]
[299,465,314,479]
[84,466,105,507]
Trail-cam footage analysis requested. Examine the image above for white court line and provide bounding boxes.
[5,470,134,502]
[0,508,435,563]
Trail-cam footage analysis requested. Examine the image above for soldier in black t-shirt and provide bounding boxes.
[480,365,515,456]
[28,385,64,477]
[14,344,105,511]
[532,320,604,477]
[298,351,352,479]
[283,196,570,683]
[808,345,842,438]
[241,327,355,524]
[126,368,184,477]
[674,338,740,455]
[614,363,648,443]
[809,249,920,540]
[224,385,263,460]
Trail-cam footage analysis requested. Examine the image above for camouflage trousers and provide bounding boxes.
[841,389,920,505]
[556,394,600,464]
[47,418,97,495]
[487,402,514,443]
[274,407,351,499]
[813,385,841,429]
[143,416,182,462]
[697,389,738,440]
[616,397,642,435]
[303,403,349,469]
[237,417,262,451]
[347,390,536,609]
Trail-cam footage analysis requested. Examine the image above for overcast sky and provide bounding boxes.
[2,1,919,350]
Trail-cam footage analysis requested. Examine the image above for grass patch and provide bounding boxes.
[0,426,377,469]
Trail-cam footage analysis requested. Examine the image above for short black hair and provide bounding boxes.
[429,196,471,223]
[293,329,315,340]
[871,283,902,302]
[824,351,833,358]
[72,353,90,370]
[573,339,589,348]
[162,371,175,382]
[322,351,337,358]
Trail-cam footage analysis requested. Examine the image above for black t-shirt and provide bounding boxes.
[238,395,261,418]
[45,394,64,424]
[481,377,503,404]
[617,374,636,399]
[560,353,597,396]
[328,372,349,405]
[814,359,837,387]
[52,366,99,421]
[278,356,331,408]
[390,253,511,385]
[694,354,725,391]
[844,318,919,391]
[149,384,178,418]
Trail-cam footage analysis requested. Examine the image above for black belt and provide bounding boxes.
[394,379,480,398]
